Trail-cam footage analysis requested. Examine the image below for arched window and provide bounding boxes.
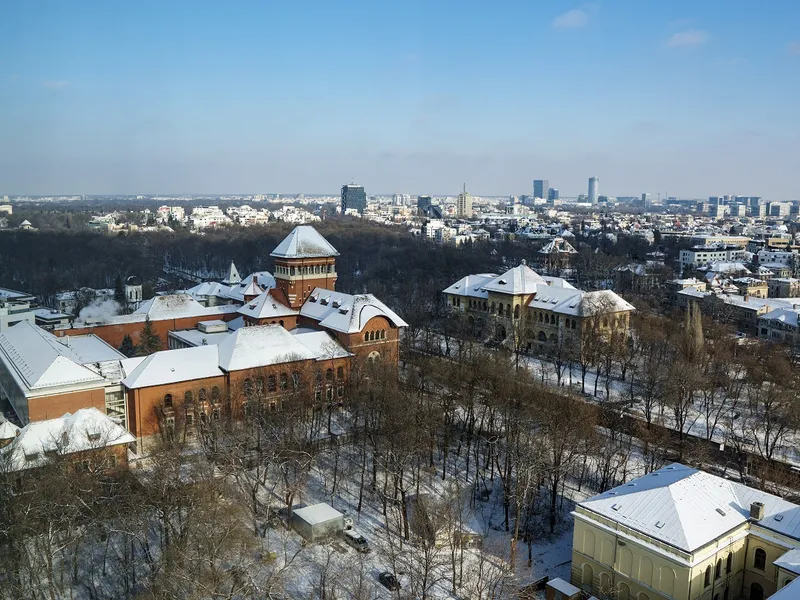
[506,304,511,316]
[315,371,323,387]
[482,301,487,311]
[572,319,577,329]
[715,559,722,579]
[726,553,732,573]
[538,312,543,322]
[514,305,520,319]
[256,376,265,395]
[291,371,301,388]
[211,386,220,401]
[538,331,547,341]
[198,388,207,402]
[491,302,496,314]
[280,372,288,390]
[368,350,381,365]
[244,378,253,398]
[364,332,369,342]
[381,330,386,339]
[369,331,375,341]
[704,566,711,587]
[326,387,333,401]
[754,548,767,570]
[267,375,277,392]
[163,393,173,408]
[337,366,344,379]
[184,390,193,403]
[326,368,334,381]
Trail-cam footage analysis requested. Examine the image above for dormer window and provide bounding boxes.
[320,298,329,305]
[332,300,340,308]
[87,432,101,442]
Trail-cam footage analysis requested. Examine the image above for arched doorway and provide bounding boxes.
[581,564,594,590]
[750,582,764,600]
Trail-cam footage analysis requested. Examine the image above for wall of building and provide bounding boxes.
[28,388,106,422]
[274,257,337,308]
[126,375,227,439]
[59,312,239,350]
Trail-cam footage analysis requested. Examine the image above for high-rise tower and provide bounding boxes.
[588,177,599,204]
[341,184,367,215]
[456,183,473,218]
[533,180,549,200]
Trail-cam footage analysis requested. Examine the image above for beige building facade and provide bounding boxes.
[571,464,800,600]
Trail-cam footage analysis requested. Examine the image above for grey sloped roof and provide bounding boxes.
[270,226,339,258]
[482,264,547,295]
[579,463,800,553]
[300,288,408,334]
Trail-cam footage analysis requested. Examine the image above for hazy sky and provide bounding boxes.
[2,1,799,198]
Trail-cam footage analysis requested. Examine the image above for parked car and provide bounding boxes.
[378,572,400,591]
[342,529,370,553]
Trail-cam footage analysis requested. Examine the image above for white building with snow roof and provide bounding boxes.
[443,261,633,351]
[572,463,800,600]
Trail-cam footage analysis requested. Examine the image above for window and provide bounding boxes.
[280,372,288,390]
[337,366,344,380]
[337,385,344,398]
[704,566,711,587]
[725,553,732,573]
[212,408,220,421]
[753,548,766,570]
[198,388,207,402]
[163,393,173,408]
[184,390,193,403]
[185,412,194,426]
[267,375,277,392]
[364,332,369,342]
[326,387,333,401]
[326,368,334,381]
[292,371,301,388]
[256,376,265,395]
[244,378,254,398]
[715,559,722,579]
[211,386,220,402]
[380,329,386,339]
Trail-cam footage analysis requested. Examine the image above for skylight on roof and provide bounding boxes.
[716,508,726,516]
[775,514,784,522]
[611,503,620,511]
[655,521,665,529]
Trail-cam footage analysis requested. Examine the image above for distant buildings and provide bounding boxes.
[548,188,560,202]
[341,184,367,215]
[533,179,549,200]
[588,177,599,205]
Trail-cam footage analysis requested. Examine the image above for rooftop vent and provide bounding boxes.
[655,521,665,529]
[716,508,726,517]
[611,503,620,511]
[775,514,784,522]
[320,298,328,305]
[750,502,765,521]
[498,279,507,285]
[332,301,340,308]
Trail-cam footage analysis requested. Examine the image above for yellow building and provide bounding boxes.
[443,262,634,351]
[571,464,800,600]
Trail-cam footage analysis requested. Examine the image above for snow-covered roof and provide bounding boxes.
[761,308,800,327]
[238,290,298,320]
[705,261,751,274]
[185,281,233,299]
[775,549,800,575]
[578,463,800,554]
[0,420,20,440]
[224,261,241,284]
[0,408,135,471]
[539,237,578,254]
[528,288,634,316]
[547,578,580,596]
[121,345,223,389]
[541,276,577,289]
[135,294,215,320]
[0,321,123,393]
[442,273,498,298]
[300,288,408,333]
[270,226,339,259]
[217,325,316,371]
[293,503,343,525]
[290,328,352,360]
[240,279,264,298]
[168,328,233,348]
[482,263,547,295]
[223,272,276,302]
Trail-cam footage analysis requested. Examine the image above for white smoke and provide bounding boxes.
[78,298,122,324]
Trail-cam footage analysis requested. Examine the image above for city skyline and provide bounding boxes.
[2,1,799,197]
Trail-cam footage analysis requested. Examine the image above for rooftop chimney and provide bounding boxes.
[750,502,765,521]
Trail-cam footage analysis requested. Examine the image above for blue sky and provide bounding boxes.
[1,1,799,198]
